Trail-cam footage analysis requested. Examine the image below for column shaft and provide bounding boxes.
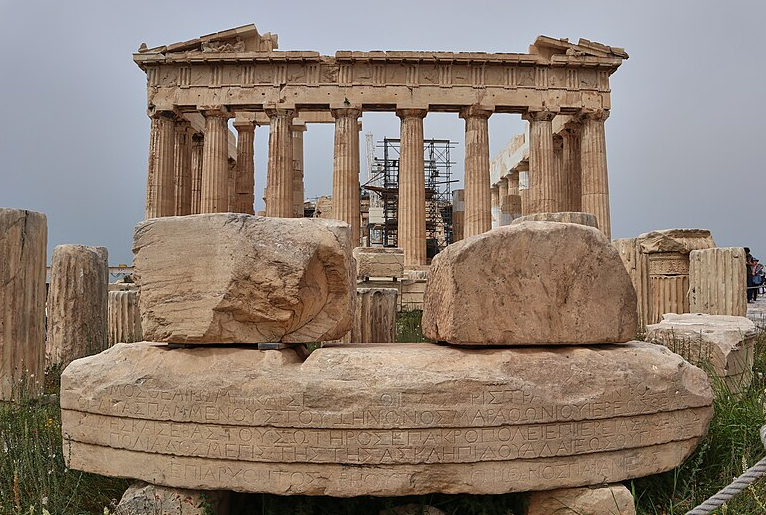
[580,109,611,238]
[265,108,296,218]
[173,120,193,215]
[332,109,362,245]
[552,134,564,212]
[397,109,427,266]
[190,133,204,214]
[523,110,557,214]
[234,121,255,214]
[461,106,492,237]
[200,107,231,213]
[145,111,176,218]
[292,126,306,217]
[562,123,582,212]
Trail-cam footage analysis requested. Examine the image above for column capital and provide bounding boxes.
[459,105,493,120]
[199,105,231,118]
[578,108,610,123]
[396,108,428,120]
[561,119,583,136]
[330,107,362,119]
[233,111,257,129]
[552,133,564,151]
[292,122,308,133]
[522,109,557,123]
[147,107,180,120]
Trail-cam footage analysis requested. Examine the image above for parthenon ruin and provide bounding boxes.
[135,23,627,263]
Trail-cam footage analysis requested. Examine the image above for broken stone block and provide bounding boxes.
[512,211,598,228]
[133,214,355,343]
[353,288,397,343]
[526,484,635,515]
[0,208,47,399]
[353,247,405,279]
[646,313,756,393]
[423,222,637,345]
[46,244,109,369]
[61,340,712,496]
[114,481,229,515]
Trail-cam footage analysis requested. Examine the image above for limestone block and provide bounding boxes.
[46,244,109,369]
[134,213,355,343]
[423,222,637,345]
[61,341,712,496]
[526,484,635,515]
[353,247,405,279]
[401,278,427,311]
[512,211,598,228]
[353,288,397,343]
[115,481,229,515]
[637,228,715,254]
[689,247,747,317]
[0,208,47,399]
[108,290,143,345]
[646,313,755,393]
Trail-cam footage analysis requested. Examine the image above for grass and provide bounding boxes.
[2,312,766,514]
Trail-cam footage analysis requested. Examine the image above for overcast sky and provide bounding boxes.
[1,1,764,265]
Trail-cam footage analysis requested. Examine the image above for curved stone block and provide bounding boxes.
[61,341,712,496]
[423,222,637,345]
[133,214,355,344]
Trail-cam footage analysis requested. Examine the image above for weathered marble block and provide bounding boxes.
[353,288,397,343]
[423,222,637,345]
[646,313,755,393]
[134,214,355,344]
[353,247,405,279]
[61,341,712,496]
[46,244,109,369]
[108,290,143,345]
[526,484,635,515]
[512,211,598,228]
[115,481,228,515]
[689,247,747,317]
[0,208,47,400]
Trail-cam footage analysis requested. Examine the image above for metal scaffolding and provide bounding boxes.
[363,138,457,258]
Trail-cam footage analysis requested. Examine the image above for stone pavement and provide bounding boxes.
[746,295,766,328]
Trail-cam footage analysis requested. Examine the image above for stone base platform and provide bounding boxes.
[61,341,713,497]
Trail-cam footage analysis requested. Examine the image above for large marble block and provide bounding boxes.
[134,214,355,344]
[61,341,712,496]
[353,247,405,279]
[423,222,637,345]
[646,313,755,393]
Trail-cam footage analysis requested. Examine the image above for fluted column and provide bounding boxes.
[145,110,176,219]
[508,171,520,195]
[580,109,611,238]
[332,108,362,245]
[561,121,582,212]
[190,133,204,214]
[523,110,557,214]
[292,124,307,218]
[265,108,296,218]
[460,106,492,237]
[200,106,231,213]
[552,134,564,212]
[173,119,193,215]
[396,109,427,266]
[233,117,255,215]
[490,185,500,228]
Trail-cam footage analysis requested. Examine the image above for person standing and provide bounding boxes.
[746,247,757,302]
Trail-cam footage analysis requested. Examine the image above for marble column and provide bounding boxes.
[452,189,465,243]
[498,177,509,200]
[552,134,564,213]
[490,185,500,229]
[0,208,47,400]
[199,106,231,213]
[265,108,296,218]
[292,124,307,218]
[508,171,520,195]
[580,109,611,238]
[498,177,510,226]
[227,159,237,211]
[523,110,557,214]
[173,119,193,216]
[145,110,176,219]
[561,121,582,212]
[233,118,255,214]
[190,133,204,214]
[332,108,362,245]
[396,109,427,266]
[460,106,492,237]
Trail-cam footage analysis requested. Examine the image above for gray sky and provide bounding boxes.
[1,0,764,265]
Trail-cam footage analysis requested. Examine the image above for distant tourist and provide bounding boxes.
[746,247,759,302]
